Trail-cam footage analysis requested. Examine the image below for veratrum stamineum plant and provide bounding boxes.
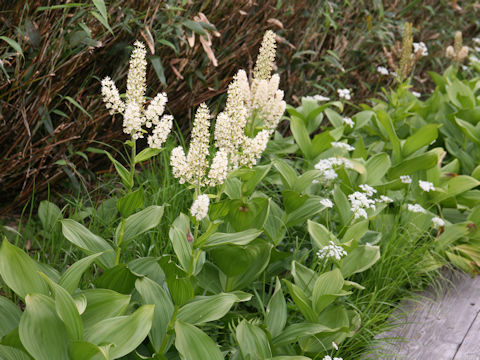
[1,30,480,360]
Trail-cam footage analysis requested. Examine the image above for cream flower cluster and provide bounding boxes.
[170,104,228,188]
[214,30,286,170]
[101,41,172,149]
[190,194,210,221]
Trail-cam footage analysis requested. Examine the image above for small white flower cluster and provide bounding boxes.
[413,42,428,57]
[419,180,435,192]
[321,198,334,208]
[432,216,445,228]
[407,203,426,214]
[303,94,330,102]
[314,157,354,182]
[342,117,354,128]
[101,41,172,149]
[379,195,393,203]
[190,194,210,221]
[400,175,412,184]
[411,91,421,98]
[323,355,343,360]
[317,241,347,261]
[377,66,389,75]
[349,188,377,220]
[337,88,351,100]
[331,141,355,152]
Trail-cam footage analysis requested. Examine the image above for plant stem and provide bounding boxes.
[114,218,126,266]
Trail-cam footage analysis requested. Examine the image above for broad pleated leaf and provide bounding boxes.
[84,305,154,359]
[236,320,272,359]
[59,253,103,294]
[19,294,70,360]
[0,345,31,360]
[174,320,224,360]
[115,205,164,246]
[0,239,48,299]
[0,297,22,339]
[135,277,174,353]
[79,289,131,329]
[265,278,287,337]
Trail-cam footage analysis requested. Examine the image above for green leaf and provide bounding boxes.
[135,277,174,353]
[283,280,316,323]
[93,264,138,294]
[84,305,154,359]
[79,289,131,329]
[128,257,165,284]
[182,20,207,35]
[150,56,166,86]
[116,188,144,218]
[273,158,298,190]
[226,198,270,232]
[61,219,115,269]
[0,345,31,360]
[202,229,262,248]
[177,292,251,325]
[115,205,164,246]
[237,320,272,359]
[365,153,390,185]
[90,10,113,35]
[175,320,224,360]
[312,268,344,313]
[0,36,23,57]
[38,200,63,233]
[308,220,335,249]
[0,239,48,299]
[311,131,334,158]
[387,151,439,180]
[289,116,312,158]
[134,147,162,164]
[273,323,337,346]
[168,213,192,272]
[105,152,133,189]
[265,278,287,338]
[432,175,480,202]
[376,110,401,162]
[291,261,318,296]
[39,273,83,341]
[402,124,439,156]
[341,245,380,277]
[0,297,22,339]
[64,96,92,120]
[59,253,103,294]
[69,341,109,360]
[286,196,325,227]
[19,294,70,360]
[333,185,351,226]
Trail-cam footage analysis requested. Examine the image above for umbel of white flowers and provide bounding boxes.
[171,30,286,190]
[101,41,173,149]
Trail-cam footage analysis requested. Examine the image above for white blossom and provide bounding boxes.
[337,88,351,100]
[190,194,210,221]
[332,342,339,350]
[323,356,332,360]
[470,55,480,63]
[379,195,393,203]
[411,91,421,98]
[101,41,172,148]
[413,42,428,57]
[253,30,276,81]
[317,241,347,261]
[304,94,330,102]
[407,203,426,214]
[101,77,125,114]
[332,141,355,152]
[321,198,334,208]
[208,150,229,186]
[419,180,435,192]
[400,175,412,184]
[432,216,445,228]
[147,115,173,149]
[349,191,376,219]
[343,117,354,128]
[377,66,389,75]
[359,184,377,197]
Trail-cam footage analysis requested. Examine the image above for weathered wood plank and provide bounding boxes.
[372,271,480,359]
[453,310,480,360]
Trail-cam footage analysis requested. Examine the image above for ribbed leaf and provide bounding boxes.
[0,297,22,338]
[59,253,103,294]
[115,205,164,246]
[174,320,224,360]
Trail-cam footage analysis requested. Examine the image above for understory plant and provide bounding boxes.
[1,28,480,360]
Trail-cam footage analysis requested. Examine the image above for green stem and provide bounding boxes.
[114,218,126,266]
[129,140,136,190]
[158,305,179,354]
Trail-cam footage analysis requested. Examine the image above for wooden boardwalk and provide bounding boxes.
[370,271,480,360]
